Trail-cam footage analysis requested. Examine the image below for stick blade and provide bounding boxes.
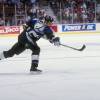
[79,45,86,51]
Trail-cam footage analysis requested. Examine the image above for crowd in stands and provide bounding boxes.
[50,0,98,24]
[0,0,47,26]
[0,0,99,26]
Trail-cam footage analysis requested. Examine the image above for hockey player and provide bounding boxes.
[0,16,60,73]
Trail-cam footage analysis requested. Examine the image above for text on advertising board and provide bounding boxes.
[0,26,20,34]
[62,24,96,32]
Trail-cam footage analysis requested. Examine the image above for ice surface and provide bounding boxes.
[0,33,100,100]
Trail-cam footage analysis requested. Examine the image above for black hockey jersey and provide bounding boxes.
[18,18,55,44]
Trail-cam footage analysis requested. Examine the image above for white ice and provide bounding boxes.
[0,33,100,100]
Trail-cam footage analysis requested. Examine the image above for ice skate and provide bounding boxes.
[0,52,5,60]
[30,67,42,74]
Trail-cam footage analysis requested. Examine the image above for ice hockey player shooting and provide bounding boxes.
[0,16,60,73]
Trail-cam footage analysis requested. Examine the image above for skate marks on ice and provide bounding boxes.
[0,72,42,76]
[0,69,69,76]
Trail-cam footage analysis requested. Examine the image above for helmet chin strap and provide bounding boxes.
[45,21,52,26]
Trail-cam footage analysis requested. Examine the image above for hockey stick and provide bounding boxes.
[60,43,86,51]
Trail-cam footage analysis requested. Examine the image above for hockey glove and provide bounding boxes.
[51,37,60,46]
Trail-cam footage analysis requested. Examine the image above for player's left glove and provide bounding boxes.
[51,37,60,46]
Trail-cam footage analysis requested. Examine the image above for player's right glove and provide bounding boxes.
[50,37,60,46]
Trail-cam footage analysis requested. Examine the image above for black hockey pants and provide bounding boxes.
[3,40,40,68]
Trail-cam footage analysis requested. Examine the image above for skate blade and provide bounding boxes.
[30,71,42,75]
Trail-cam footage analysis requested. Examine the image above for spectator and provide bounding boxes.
[0,18,4,26]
